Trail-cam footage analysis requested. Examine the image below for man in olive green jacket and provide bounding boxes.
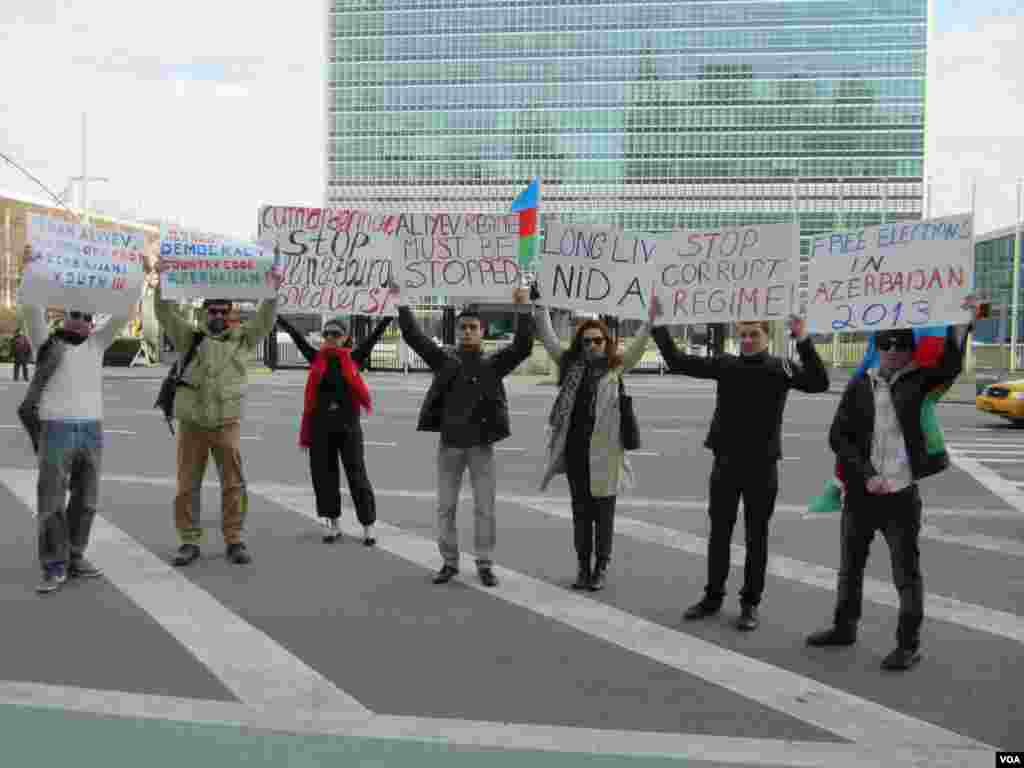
[148,268,281,566]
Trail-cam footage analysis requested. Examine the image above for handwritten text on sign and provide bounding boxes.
[537,221,658,320]
[805,215,973,333]
[258,206,397,316]
[388,213,522,300]
[21,213,144,316]
[160,225,280,301]
[653,223,798,325]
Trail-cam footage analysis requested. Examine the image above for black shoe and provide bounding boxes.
[433,564,459,584]
[683,598,722,621]
[589,563,607,591]
[363,537,376,547]
[734,604,759,631]
[571,563,591,590]
[881,647,921,671]
[478,567,499,588]
[226,542,252,565]
[806,625,857,647]
[172,544,201,567]
[68,557,103,579]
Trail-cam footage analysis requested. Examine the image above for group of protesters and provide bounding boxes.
[14,243,981,672]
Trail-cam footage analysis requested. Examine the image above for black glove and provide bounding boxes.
[529,283,540,302]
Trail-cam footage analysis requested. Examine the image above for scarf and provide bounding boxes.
[548,357,608,434]
[298,346,372,447]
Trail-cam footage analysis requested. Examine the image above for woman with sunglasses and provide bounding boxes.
[532,286,654,591]
[276,314,392,544]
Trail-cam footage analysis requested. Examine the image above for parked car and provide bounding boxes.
[976,378,1024,425]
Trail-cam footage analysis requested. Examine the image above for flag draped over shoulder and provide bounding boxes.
[511,178,540,270]
[807,325,952,515]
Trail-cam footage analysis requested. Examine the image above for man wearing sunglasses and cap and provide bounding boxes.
[807,295,980,670]
[150,259,282,567]
[20,245,142,594]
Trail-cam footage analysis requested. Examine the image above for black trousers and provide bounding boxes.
[704,457,779,607]
[13,361,29,381]
[834,484,924,650]
[309,418,376,526]
[566,453,616,566]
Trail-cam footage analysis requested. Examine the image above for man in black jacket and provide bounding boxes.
[651,304,830,630]
[396,287,534,587]
[807,298,978,670]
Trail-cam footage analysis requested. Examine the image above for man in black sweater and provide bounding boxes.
[395,287,533,587]
[651,302,829,630]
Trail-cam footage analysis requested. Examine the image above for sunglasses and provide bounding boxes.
[581,336,606,347]
[206,307,230,317]
[68,312,93,322]
[323,330,345,339]
[876,337,913,352]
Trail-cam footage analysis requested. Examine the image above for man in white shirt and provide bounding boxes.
[22,248,139,594]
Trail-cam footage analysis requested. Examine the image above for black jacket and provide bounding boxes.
[276,315,391,426]
[652,327,830,462]
[398,306,534,447]
[830,325,971,495]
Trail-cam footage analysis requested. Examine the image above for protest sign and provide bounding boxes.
[258,206,398,316]
[653,223,798,325]
[536,221,659,320]
[160,225,281,301]
[21,213,144,316]
[388,213,522,300]
[806,214,973,333]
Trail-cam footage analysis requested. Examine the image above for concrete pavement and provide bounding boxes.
[0,370,1019,766]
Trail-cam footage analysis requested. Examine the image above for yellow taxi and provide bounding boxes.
[976,379,1024,424]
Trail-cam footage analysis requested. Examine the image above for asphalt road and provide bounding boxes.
[0,366,1020,768]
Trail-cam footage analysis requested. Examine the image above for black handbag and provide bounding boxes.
[618,375,640,451]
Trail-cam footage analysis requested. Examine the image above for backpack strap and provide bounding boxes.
[177,331,205,382]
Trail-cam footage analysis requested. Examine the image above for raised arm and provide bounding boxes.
[275,314,317,363]
[21,304,49,351]
[920,323,973,389]
[93,311,133,350]
[491,305,535,379]
[352,317,393,368]
[786,337,830,394]
[241,298,279,351]
[619,323,651,372]
[151,279,196,353]
[533,304,565,364]
[651,326,723,379]
[397,306,448,371]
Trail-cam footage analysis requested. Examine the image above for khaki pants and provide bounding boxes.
[174,421,247,546]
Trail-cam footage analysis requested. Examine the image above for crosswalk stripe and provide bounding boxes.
[257,485,986,751]
[0,681,987,767]
[949,452,1024,513]
[0,469,372,720]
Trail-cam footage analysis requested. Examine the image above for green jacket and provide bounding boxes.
[150,282,278,429]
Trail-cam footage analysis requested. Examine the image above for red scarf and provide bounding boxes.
[299,346,372,447]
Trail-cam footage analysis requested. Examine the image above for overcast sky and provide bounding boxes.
[1,1,1021,240]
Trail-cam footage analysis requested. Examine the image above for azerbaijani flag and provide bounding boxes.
[807,324,952,515]
[511,178,540,270]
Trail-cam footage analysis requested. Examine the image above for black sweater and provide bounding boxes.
[652,327,830,462]
[277,315,391,426]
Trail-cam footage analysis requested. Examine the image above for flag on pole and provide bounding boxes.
[511,178,540,270]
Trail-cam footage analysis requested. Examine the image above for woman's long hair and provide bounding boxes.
[558,318,622,385]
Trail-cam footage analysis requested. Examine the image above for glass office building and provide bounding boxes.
[973,226,1024,343]
[326,0,927,287]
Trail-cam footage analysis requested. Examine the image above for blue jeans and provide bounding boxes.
[37,420,103,571]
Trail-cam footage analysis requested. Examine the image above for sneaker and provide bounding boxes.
[433,564,459,584]
[478,566,499,588]
[68,558,103,579]
[734,604,759,631]
[172,544,201,567]
[881,647,921,671]
[36,566,67,595]
[362,525,376,547]
[225,542,252,565]
[323,519,341,543]
[683,598,722,621]
[806,625,858,647]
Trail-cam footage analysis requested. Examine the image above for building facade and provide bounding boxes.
[973,225,1024,343]
[327,0,928,289]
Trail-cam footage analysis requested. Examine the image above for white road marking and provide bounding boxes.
[0,469,371,719]
[524,502,1024,644]
[0,681,989,767]
[259,486,987,751]
[365,441,397,447]
[494,446,526,452]
[104,429,137,435]
[919,524,1024,558]
[628,450,661,456]
[949,451,1024,513]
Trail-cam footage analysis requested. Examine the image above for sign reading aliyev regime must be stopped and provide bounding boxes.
[805,214,974,333]
[653,222,799,325]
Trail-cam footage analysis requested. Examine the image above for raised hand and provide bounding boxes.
[529,283,540,302]
[788,314,808,341]
[648,292,664,324]
[512,287,529,305]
